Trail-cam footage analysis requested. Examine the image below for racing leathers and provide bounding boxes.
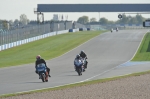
[79,51,88,68]
[35,58,51,77]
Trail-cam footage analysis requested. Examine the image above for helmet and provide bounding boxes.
[80,50,84,54]
[36,55,41,60]
[76,54,80,59]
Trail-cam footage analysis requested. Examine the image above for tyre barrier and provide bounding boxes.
[79,28,83,31]
[69,29,73,32]
[87,28,90,31]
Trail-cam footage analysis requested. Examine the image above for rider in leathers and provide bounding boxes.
[35,55,51,78]
[79,50,88,68]
[74,54,83,74]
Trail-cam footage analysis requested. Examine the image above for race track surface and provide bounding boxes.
[0,29,148,95]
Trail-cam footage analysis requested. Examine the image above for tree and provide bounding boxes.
[2,20,9,30]
[99,17,108,25]
[108,21,115,25]
[8,20,13,26]
[135,14,144,24]
[90,18,97,22]
[14,19,20,26]
[118,14,129,24]
[77,16,89,24]
[20,14,29,25]
[27,19,30,24]
[8,20,14,29]
[129,17,138,24]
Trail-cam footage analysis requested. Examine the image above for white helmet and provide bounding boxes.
[76,54,80,59]
[36,55,41,59]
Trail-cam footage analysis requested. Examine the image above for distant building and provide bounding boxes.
[53,14,59,21]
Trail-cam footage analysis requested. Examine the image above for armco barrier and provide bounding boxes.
[79,28,83,31]
[79,28,88,31]
[0,29,79,51]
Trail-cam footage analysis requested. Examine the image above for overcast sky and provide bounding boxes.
[0,0,150,21]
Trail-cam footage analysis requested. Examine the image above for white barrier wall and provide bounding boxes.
[0,29,79,51]
[73,29,80,32]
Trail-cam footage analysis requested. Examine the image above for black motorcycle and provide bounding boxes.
[76,66,82,76]
[81,57,88,70]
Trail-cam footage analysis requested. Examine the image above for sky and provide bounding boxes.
[0,0,150,21]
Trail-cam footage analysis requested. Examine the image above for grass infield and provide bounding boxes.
[132,32,150,61]
[0,31,105,68]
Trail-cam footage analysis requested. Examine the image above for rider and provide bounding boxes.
[74,54,83,74]
[111,28,113,32]
[116,27,118,31]
[35,55,51,78]
[79,50,88,68]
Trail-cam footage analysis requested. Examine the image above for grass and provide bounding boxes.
[0,31,105,68]
[132,32,150,61]
[1,70,150,98]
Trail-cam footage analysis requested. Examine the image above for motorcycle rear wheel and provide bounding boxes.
[41,74,45,82]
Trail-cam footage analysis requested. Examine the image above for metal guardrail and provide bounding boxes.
[0,22,86,46]
[0,28,80,51]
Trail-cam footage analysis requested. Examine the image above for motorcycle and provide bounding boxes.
[110,29,113,33]
[74,57,87,76]
[81,57,88,71]
[76,66,82,76]
[36,63,48,82]
[116,28,118,32]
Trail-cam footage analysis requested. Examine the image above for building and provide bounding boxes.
[53,14,59,21]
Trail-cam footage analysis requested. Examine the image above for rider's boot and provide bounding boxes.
[49,75,51,77]
[47,71,51,77]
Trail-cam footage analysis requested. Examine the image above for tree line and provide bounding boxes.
[77,14,150,25]
[1,14,149,30]
[0,14,29,30]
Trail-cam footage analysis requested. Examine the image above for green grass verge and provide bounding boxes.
[132,32,150,61]
[0,31,105,68]
[1,70,150,98]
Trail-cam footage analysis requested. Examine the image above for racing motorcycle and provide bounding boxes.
[74,59,83,76]
[36,63,48,82]
[110,28,113,33]
[76,66,82,76]
[116,28,118,32]
[81,57,88,71]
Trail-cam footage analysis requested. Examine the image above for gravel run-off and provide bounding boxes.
[1,73,150,99]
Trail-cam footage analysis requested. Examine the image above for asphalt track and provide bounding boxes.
[0,29,150,95]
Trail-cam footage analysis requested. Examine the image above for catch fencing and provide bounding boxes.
[0,21,86,51]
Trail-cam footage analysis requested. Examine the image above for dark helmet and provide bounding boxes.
[36,55,41,60]
[80,50,84,54]
[76,54,80,59]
